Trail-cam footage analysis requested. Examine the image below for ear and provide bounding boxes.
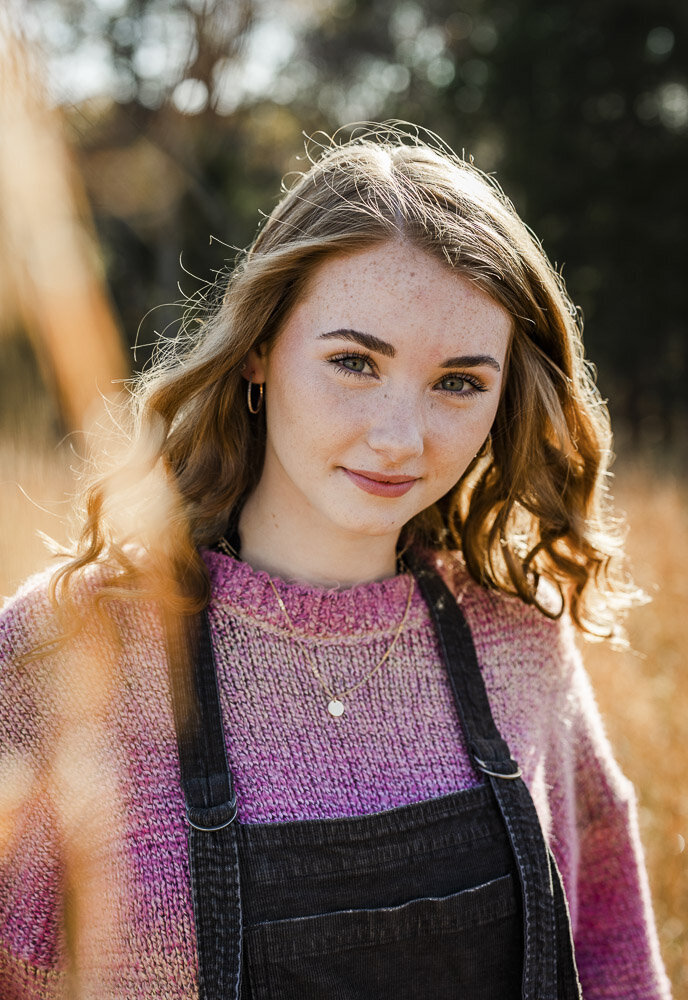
[243,343,268,384]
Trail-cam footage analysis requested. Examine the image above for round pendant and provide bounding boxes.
[327,699,345,718]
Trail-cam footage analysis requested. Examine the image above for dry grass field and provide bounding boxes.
[1,445,686,994]
[584,465,688,994]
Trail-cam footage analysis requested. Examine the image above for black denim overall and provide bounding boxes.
[166,555,582,1000]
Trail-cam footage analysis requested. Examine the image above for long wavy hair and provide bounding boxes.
[52,124,638,637]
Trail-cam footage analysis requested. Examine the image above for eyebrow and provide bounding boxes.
[440,354,501,372]
[318,328,501,372]
[318,328,395,358]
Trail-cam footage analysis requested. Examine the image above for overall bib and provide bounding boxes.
[166,554,582,1000]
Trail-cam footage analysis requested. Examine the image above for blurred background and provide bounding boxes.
[0,0,686,991]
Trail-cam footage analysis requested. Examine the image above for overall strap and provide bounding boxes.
[165,607,242,1000]
[408,553,581,1000]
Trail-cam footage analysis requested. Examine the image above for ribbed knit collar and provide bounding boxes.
[203,548,429,640]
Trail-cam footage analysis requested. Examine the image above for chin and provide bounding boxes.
[334,511,410,539]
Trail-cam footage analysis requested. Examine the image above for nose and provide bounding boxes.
[365,392,425,463]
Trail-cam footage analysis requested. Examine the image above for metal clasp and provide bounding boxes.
[186,797,238,831]
[474,757,523,780]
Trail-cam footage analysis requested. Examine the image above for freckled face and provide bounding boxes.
[246,241,511,547]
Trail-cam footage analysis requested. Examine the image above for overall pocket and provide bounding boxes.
[245,873,522,1000]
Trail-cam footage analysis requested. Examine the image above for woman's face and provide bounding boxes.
[246,241,511,551]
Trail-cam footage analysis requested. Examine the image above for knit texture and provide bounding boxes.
[0,550,672,999]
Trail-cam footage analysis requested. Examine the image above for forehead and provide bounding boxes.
[286,241,512,356]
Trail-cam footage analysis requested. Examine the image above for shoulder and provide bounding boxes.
[1,561,165,728]
[1,565,61,660]
[433,550,573,642]
[433,551,581,696]
[0,567,68,775]
[1,560,118,656]
[432,553,596,802]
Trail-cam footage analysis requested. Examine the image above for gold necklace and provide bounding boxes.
[215,533,414,718]
[268,573,414,718]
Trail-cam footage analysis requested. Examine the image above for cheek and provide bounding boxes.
[429,408,497,474]
[266,368,360,456]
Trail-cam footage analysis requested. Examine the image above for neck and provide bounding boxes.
[237,494,401,588]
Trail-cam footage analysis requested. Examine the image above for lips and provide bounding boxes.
[343,468,419,498]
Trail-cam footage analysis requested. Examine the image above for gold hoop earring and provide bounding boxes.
[247,380,264,414]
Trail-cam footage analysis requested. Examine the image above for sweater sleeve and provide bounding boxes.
[549,623,672,1000]
[1,571,199,999]
[0,574,70,999]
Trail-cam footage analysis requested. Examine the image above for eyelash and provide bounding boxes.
[328,352,488,397]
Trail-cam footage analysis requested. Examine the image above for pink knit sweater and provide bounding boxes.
[0,550,671,998]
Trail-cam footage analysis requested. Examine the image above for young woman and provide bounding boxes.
[0,126,671,999]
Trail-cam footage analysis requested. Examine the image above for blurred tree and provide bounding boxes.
[29,0,305,369]
[33,0,254,108]
[474,0,688,447]
[26,0,688,447]
[0,15,127,432]
[291,0,688,445]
